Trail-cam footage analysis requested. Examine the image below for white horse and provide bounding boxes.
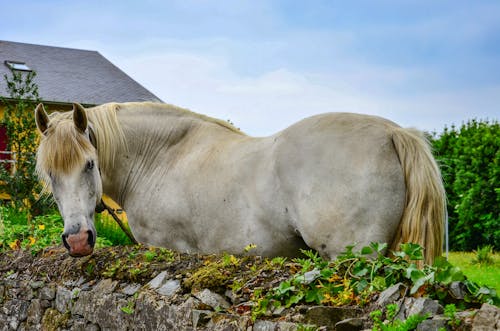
[34,102,445,264]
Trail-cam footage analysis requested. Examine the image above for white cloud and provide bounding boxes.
[111,45,499,137]
[13,0,494,137]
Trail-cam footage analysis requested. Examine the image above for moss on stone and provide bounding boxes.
[41,308,70,331]
[183,262,232,291]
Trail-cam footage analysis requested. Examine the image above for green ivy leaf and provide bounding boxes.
[361,246,373,255]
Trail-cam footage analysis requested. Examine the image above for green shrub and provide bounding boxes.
[432,119,500,251]
[0,71,55,218]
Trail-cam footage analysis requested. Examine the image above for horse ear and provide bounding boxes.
[73,103,88,133]
[35,103,50,135]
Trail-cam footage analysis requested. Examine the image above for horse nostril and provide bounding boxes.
[62,234,70,251]
[87,230,95,247]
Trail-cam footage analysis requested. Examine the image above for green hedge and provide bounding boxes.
[432,119,499,251]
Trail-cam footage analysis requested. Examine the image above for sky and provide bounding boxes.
[1,0,499,136]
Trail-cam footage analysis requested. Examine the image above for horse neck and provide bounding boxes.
[99,105,240,207]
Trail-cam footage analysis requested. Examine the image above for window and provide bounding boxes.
[4,61,32,72]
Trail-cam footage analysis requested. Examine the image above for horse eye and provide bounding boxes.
[86,160,95,170]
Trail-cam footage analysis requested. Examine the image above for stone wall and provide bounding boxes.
[0,248,498,331]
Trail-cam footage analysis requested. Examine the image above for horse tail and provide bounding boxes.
[390,127,446,266]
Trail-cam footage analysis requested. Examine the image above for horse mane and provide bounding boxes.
[85,103,127,174]
[36,102,242,191]
[139,102,244,135]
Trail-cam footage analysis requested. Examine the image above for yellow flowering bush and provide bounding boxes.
[0,207,63,253]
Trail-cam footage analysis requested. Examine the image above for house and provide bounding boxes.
[0,41,161,209]
[0,40,162,162]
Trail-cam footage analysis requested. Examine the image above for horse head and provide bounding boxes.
[35,103,101,257]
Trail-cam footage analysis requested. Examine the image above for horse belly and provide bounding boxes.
[125,142,306,256]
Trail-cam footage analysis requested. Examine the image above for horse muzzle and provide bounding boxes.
[62,228,95,257]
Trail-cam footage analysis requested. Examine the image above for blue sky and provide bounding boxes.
[1,0,499,135]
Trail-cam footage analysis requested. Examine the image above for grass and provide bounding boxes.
[448,251,500,293]
[0,206,132,253]
[94,213,134,246]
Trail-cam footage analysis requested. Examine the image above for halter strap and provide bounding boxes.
[88,126,137,244]
[96,198,138,244]
[88,125,98,149]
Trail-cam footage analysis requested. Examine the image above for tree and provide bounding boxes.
[432,120,500,251]
[0,70,53,218]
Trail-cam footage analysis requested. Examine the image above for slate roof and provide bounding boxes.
[0,40,162,105]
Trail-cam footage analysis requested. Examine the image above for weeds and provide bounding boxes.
[472,245,494,265]
[251,243,499,320]
[443,304,461,329]
[370,303,429,331]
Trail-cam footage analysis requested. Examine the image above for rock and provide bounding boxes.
[93,278,119,295]
[397,297,443,320]
[27,299,44,324]
[121,283,141,296]
[271,305,286,316]
[55,286,72,313]
[253,320,276,331]
[194,289,230,310]
[85,322,100,331]
[147,271,168,289]
[305,306,363,329]
[6,272,18,280]
[406,298,443,318]
[156,279,181,297]
[335,317,365,331]
[206,312,251,330]
[39,285,56,300]
[29,281,45,289]
[64,276,86,288]
[40,299,52,309]
[134,292,178,330]
[71,289,132,330]
[449,281,467,300]
[225,288,238,304]
[17,281,34,300]
[69,317,87,331]
[277,321,302,331]
[417,317,447,331]
[192,309,212,327]
[302,269,321,284]
[472,303,500,331]
[9,318,19,330]
[457,310,476,329]
[86,323,100,331]
[377,283,407,307]
[395,297,412,321]
[3,299,30,322]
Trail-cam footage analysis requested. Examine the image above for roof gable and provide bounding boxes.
[0,40,162,105]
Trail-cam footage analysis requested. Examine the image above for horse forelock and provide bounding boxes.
[36,118,96,190]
